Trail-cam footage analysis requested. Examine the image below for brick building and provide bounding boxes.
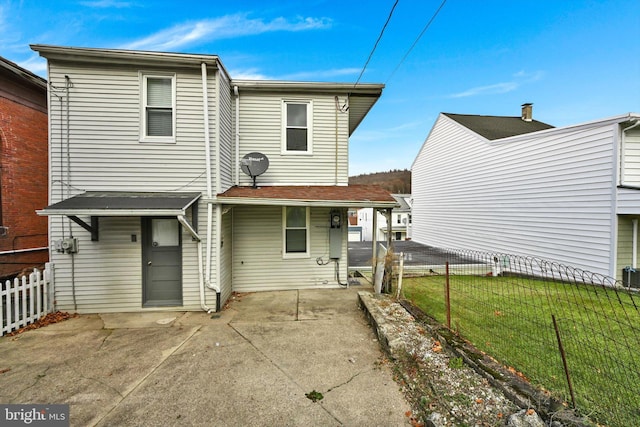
[0,56,48,278]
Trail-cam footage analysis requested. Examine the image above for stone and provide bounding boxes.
[507,409,546,427]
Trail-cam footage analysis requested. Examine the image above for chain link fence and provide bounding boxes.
[391,245,639,427]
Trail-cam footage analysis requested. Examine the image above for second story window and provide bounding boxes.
[140,73,176,143]
[283,100,312,154]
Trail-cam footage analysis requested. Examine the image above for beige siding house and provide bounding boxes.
[411,105,640,283]
[32,45,395,313]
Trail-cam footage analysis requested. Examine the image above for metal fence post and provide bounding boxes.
[552,314,576,408]
[445,261,451,329]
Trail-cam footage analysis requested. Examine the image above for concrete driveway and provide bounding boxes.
[0,287,411,426]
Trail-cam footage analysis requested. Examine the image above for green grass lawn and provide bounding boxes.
[401,274,640,427]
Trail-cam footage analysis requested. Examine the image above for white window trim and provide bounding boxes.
[139,71,177,144]
[281,99,313,155]
[282,206,311,259]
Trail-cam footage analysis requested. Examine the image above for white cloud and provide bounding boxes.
[123,13,332,51]
[79,0,134,8]
[230,68,270,80]
[448,70,545,98]
[279,67,360,81]
[449,82,519,98]
[17,55,47,76]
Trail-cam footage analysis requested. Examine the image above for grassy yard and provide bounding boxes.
[401,274,640,427]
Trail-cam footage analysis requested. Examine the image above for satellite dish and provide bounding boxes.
[240,152,269,188]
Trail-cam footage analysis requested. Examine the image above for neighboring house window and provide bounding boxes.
[397,214,402,224]
[140,73,176,143]
[282,100,312,153]
[283,206,310,257]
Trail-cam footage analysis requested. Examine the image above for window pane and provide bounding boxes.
[287,103,306,127]
[147,108,173,136]
[286,207,306,227]
[147,78,172,106]
[287,128,307,151]
[152,219,179,246]
[286,229,306,252]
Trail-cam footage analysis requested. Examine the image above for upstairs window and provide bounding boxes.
[283,206,310,257]
[140,73,176,143]
[282,100,312,153]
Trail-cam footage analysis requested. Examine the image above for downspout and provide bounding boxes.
[234,85,240,185]
[200,63,219,313]
[213,70,222,312]
[335,98,339,185]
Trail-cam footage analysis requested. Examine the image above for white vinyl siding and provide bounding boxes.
[218,71,234,191]
[48,214,201,313]
[47,65,215,195]
[412,114,617,276]
[232,206,348,292]
[46,61,219,312]
[235,91,349,186]
[621,128,640,186]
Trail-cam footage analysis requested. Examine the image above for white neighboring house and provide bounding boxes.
[356,194,412,241]
[32,45,396,313]
[412,104,640,282]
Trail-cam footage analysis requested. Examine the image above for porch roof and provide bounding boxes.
[37,191,201,217]
[217,185,397,208]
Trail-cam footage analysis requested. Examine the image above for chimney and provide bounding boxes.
[521,103,533,122]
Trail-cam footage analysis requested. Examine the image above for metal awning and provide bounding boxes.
[37,191,201,241]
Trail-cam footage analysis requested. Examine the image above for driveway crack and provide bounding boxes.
[325,369,367,393]
[14,366,51,401]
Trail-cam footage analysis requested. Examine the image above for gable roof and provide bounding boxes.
[443,113,554,140]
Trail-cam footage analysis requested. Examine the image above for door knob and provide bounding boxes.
[148,261,152,266]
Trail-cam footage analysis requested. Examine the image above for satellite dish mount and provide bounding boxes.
[240,152,269,188]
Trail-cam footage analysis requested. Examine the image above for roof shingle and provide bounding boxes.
[443,113,554,140]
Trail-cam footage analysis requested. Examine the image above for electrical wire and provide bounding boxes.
[385,0,448,84]
[354,0,399,87]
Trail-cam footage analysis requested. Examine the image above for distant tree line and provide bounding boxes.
[348,169,411,193]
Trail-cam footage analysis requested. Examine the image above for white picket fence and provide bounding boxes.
[1,263,52,337]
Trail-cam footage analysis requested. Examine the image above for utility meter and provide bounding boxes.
[330,210,341,228]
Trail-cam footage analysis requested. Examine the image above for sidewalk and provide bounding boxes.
[0,287,411,426]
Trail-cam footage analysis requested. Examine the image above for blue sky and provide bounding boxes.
[2,0,639,175]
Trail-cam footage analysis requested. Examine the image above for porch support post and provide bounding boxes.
[372,208,378,279]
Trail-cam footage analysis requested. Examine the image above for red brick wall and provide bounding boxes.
[0,96,49,277]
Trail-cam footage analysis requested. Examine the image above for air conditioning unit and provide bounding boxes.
[622,267,640,288]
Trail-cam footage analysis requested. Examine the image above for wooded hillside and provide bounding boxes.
[349,169,411,193]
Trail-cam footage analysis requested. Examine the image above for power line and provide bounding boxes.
[354,0,399,87]
[386,0,448,84]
